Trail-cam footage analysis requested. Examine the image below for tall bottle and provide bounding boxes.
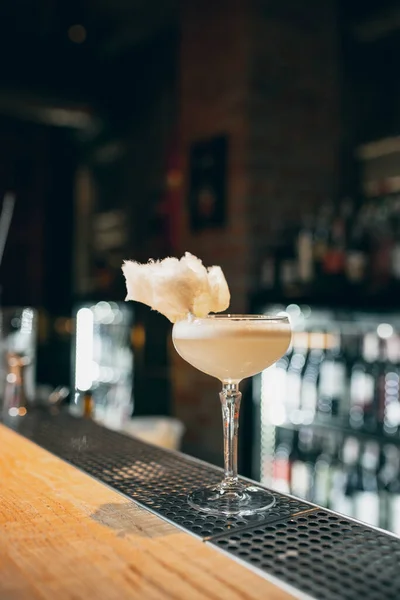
[322,213,346,286]
[349,333,379,431]
[345,217,368,288]
[297,215,314,291]
[290,427,315,501]
[300,331,325,421]
[338,436,360,518]
[363,334,380,432]
[317,331,346,418]
[387,447,400,536]
[353,441,380,528]
[378,444,399,531]
[381,333,400,435]
[278,226,299,297]
[272,428,294,494]
[313,204,332,282]
[314,432,336,507]
[286,332,309,419]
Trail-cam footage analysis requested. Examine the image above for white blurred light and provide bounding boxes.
[75,308,94,391]
[93,301,114,324]
[8,407,19,417]
[377,323,394,339]
[91,361,100,381]
[21,308,34,333]
[286,304,301,317]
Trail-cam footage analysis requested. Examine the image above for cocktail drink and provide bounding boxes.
[173,314,291,515]
[122,253,291,515]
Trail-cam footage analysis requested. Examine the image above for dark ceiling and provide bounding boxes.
[0,0,178,131]
[0,0,399,134]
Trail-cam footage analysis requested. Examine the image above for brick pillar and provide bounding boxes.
[173,0,340,465]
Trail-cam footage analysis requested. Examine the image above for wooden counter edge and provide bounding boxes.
[0,423,296,600]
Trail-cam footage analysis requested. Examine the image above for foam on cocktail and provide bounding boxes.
[122,252,230,322]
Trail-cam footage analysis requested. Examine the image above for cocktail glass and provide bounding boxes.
[172,314,291,516]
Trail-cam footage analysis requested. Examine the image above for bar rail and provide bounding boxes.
[5,411,400,600]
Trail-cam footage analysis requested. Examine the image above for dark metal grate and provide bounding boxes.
[9,412,312,539]
[7,411,400,599]
[211,510,400,600]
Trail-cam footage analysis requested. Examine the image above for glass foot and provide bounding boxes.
[188,482,276,516]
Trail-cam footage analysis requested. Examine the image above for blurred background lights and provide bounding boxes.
[377,323,394,339]
[68,24,87,44]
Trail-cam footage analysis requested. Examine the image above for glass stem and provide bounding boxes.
[220,383,241,484]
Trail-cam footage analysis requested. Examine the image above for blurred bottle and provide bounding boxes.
[297,215,314,290]
[322,214,346,284]
[83,390,94,419]
[376,338,393,431]
[349,333,379,431]
[313,204,332,280]
[390,220,400,283]
[378,444,399,531]
[260,246,276,291]
[290,428,315,501]
[317,332,346,418]
[337,436,360,518]
[272,428,294,494]
[278,226,300,297]
[345,218,368,287]
[354,441,380,527]
[314,432,335,507]
[300,331,325,421]
[286,332,309,418]
[387,447,400,536]
[329,434,351,515]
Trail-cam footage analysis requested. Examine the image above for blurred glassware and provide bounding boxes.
[0,307,37,417]
[71,301,134,429]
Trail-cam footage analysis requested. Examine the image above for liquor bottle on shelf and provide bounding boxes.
[376,338,388,430]
[300,331,325,421]
[390,199,400,284]
[328,433,348,514]
[263,345,292,426]
[369,201,393,292]
[378,444,399,531]
[345,217,368,288]
[317,331,346,418]
[313,203,333,281]
[322,213,346,286]
[297,215,314,289]
[277,226,299,297]
[286,332,309,418]
[271,428,295,494]
[314,431,336,507]
[383,334,400,434]
[349,333,379,431]
[353,441,380,528]
[336,436,360,518]
[387,447,400,536]
[363,334,381,432]
[260,246,276,291]
[290,427,315,501]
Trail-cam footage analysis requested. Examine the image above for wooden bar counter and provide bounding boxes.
[0,424,293,600]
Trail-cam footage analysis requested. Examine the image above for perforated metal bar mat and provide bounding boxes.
[7,411,312,539]
[211,510,400,600]
[6,411,400,600]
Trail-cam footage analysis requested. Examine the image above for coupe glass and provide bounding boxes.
[172,314,291,516]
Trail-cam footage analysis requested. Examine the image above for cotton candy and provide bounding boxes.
[122,252,230,322]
